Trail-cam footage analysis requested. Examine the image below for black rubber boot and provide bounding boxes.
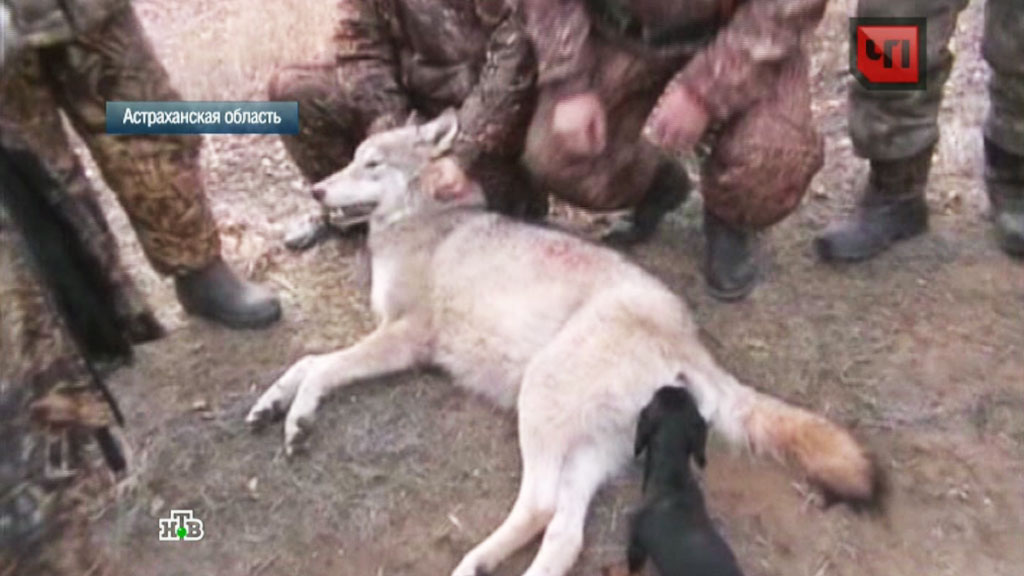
[603,161,691,247]
[284,210,369,252]
[815,147,933,262]
[174,258,282,329]
[284,212,331,251]
[704,209,759,302]
[984,138,1024,259]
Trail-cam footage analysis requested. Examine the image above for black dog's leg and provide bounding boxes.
[627,537,648,575]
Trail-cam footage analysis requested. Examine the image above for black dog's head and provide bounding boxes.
[634,383,709,474]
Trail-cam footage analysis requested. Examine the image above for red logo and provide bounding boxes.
[850,18,926,90]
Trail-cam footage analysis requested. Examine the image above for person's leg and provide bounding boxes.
[43,6,280,329]
[269,62,367,184]
[602,159,691,247]
[464,153,550,221]
[981,0,1024,258]
[0,219,122,576]
[701,52,823,301]
[268,61,373,249]
[0,52,163,343]
[816,0,970,262]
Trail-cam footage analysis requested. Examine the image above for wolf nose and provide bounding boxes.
[311,186,325,202]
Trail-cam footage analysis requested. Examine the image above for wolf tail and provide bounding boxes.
[680,360,885,511]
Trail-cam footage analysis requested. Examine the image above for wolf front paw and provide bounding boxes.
[451,555,490,576]
[284,412,317,457]
[245,395,286,430]
[280,360,333,455]
[245,355,315,431]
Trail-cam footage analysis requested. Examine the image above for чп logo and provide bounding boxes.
[850,18,927,91]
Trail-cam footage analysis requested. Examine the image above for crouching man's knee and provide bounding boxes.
[267,63,335,104]
[267,63,360,183]
[702,112,824,230]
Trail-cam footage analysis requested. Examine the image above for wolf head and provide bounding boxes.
[310,109,485,227]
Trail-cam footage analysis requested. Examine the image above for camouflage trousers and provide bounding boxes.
[522,30,824,231]
[851,0,1024,159]
[0,219,122,576]
[0,5,221,276]
[268,60,402,184]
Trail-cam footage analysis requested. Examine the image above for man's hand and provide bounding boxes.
[422,156,480,202]
[643,86,710,155]
[551,91,607,159]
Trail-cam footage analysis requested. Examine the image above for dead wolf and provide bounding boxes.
[246,111,884,576]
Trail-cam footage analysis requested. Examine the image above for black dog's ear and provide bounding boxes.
[690,413,709,469]
[634,406,657,458]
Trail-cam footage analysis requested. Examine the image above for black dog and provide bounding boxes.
[627,384,745,576]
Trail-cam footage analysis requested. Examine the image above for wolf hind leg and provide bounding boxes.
[450,412,569,576]
[522,441,620,576]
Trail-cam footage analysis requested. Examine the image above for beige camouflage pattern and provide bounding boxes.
[2,0,128,49]
[851,0,1024,160]
[0,5,221,276]
[520,0,827,229]
[0,2,214,573]
[268,0,538,199]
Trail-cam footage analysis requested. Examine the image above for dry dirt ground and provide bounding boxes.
[80,1,1023,575]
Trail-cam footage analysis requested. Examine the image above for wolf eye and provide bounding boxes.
[365,159,381,169]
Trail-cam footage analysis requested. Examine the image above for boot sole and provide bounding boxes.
[706,280,757,302]
[996,234,1024,259]
[815,224,927,263]
[706,271,759,302]
[994,213,1024,259]
[179,299,283,330]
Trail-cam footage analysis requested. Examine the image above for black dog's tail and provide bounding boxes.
[0,144,130,471]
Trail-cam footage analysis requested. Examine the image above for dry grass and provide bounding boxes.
[137,0,336,100]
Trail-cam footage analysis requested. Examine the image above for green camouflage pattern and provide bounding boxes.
[850,0,1024,159]
[0,214,122,576]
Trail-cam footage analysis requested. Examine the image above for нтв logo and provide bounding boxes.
[158,509,205,542]
[850,17,926,91]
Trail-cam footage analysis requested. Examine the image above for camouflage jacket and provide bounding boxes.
[520,0,827,123]
[1,0,127,48]
[333,0,536,165]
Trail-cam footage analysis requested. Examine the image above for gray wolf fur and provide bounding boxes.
[628,384,744,576]
[246,110,883,576]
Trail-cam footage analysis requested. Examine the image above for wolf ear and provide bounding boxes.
[634,406,657,458]
[405,110,423,127]
[690,414,709,469]
[422,108,460,157]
